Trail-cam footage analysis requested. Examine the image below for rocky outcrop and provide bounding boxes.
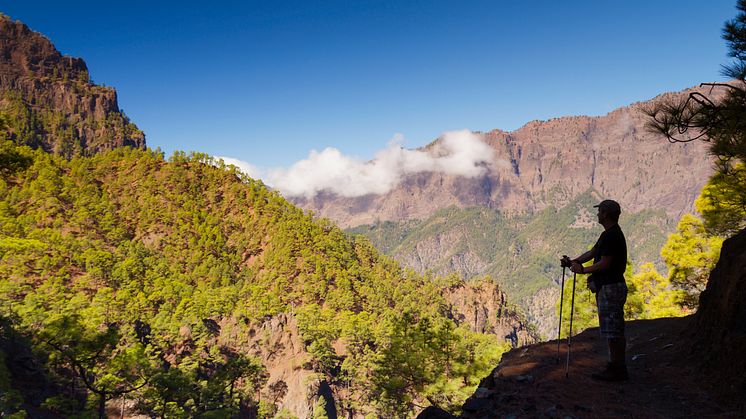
[219,313,328,419]
[443,280,538,347]
[690,227,746,409]
[0,15,145,156]
[296,87,713,228]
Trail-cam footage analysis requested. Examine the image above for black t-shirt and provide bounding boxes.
[589,223,627,286]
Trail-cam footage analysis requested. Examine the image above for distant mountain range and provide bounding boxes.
[295,86,715,338]
[295,93,711,226]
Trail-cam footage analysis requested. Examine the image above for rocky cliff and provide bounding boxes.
[442,279,537,347]
[296,87,712,228]
[0,15,145,156]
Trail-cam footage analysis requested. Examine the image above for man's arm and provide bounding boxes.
[572,255,613,274]
[572,247,596,264]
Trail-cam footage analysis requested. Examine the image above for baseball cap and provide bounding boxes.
[594,199,621,213]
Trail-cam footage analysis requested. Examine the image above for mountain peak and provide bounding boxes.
[0,15,89,82]
[0,15,145,156]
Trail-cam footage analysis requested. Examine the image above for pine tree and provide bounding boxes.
[645,0,746,235]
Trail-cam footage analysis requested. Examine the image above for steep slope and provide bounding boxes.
[0,16,537,417]
[349,192,674,339]
[0,15,144,156]
[0,145,533,417]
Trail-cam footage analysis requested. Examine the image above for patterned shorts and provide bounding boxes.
[596,282,628,339]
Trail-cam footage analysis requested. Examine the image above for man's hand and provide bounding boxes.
[570,261,584,274]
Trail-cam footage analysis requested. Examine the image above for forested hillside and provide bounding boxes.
[348,193,673,338]
[0,139,524,417]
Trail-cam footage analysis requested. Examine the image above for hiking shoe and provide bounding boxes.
[591,363,628,382]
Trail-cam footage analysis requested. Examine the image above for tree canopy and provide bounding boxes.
[645,0,746,235]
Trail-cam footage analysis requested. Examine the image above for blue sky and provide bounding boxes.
[2,1,738,169]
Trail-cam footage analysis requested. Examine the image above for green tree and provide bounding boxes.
[645,0,746,235]
[626,263,688,319]
[312,397,329,419]
[39,315,151,419]
[694,166,746,236]
[660,214,724,307]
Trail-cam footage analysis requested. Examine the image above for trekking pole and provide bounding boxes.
[557,266,566,363]
[565,272,577,378]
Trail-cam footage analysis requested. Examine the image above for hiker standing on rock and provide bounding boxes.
[562,199,629,381]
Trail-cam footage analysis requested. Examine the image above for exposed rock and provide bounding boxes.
[0,15,145,156]
[418,405,458,419]
[218,313,321,419]
[690,227,746,410]
[442,280,538,346]
[524,287,560,339]
[296,88,712,228]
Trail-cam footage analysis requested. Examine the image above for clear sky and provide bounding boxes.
[2,1,738,170]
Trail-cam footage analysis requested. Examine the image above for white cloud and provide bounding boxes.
[217,130,501,198]
[214,156,261,179]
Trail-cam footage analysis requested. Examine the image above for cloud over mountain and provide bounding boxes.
[218,130,499,198]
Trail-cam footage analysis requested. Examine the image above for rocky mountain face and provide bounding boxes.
[297,90,712,228]
[0,15,145,156]
[418,227,746,419]
[302,88,714,339]
[218,313,328,419]
[442,280,536,347]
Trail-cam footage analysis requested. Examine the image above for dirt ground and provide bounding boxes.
[457,316,743,418]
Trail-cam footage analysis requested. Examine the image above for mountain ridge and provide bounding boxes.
[295,87,712,228]
[0,15,145,157]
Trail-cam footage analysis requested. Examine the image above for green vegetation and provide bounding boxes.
[0,139,508,417]
[349,192,672,307]
[646,0,746,236]
[661,213,724,308]
[0,86,143,159]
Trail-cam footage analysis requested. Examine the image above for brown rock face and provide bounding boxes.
[219,313,326,419]
[442,280,538,347]
[0,15,145,156]
[296,87,713,228]
[690,227,746,408]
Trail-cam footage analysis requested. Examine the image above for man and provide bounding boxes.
[562,199,628,381]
